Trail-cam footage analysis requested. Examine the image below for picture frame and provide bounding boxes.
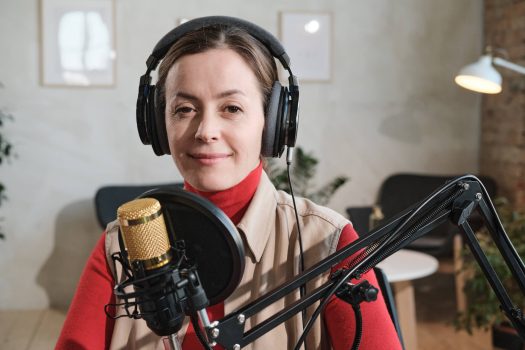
[279,12,332,82]
[39,0,116,87]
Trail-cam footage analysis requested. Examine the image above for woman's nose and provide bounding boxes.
[194,113,220,143]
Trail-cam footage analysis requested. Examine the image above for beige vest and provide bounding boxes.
[105,172,349,350]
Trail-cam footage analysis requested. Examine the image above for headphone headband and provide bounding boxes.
[147,16,291,71]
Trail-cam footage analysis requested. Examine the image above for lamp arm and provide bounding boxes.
[203,175,525,349]
[493,57,525,75]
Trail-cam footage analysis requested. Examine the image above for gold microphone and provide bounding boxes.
[117,198,172,270]
[116,197,186,344]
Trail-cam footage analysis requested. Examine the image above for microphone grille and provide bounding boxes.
[117,198,171,269]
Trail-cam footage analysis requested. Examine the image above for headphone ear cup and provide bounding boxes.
[146,85,162,156]
[153,85,171,155]
[262,81,284,158]
[146,86,157,150]
[136,83,151,145]
[144,85,171,156]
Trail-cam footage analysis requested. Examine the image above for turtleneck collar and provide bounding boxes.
[184,162,263,225]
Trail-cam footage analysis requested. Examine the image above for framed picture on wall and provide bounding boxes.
[279,12,332,82]
[39,0,116,87]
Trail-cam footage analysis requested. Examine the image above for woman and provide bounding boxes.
[56,17,402,350]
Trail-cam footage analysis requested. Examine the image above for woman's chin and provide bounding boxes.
[181,161,260,192]
[187,175,238,192]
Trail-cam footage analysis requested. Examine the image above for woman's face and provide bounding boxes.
[164,48,265,191]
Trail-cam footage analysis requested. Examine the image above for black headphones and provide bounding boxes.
[136,16,299,158]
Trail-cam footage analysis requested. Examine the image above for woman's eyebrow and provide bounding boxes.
[215,89,246,99]
[172,89,245,101]
[173,91,199,101]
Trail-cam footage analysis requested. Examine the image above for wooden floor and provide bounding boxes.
[0,308,66,350]
[0,257,492,350]
[413,256,491,350]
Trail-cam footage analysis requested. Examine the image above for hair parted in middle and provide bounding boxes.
[157,24,279,115]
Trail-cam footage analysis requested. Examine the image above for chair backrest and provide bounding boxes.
[376,173,497,256]
[377,173,497,220]
[346,206,373,236]
[94,183,183,229]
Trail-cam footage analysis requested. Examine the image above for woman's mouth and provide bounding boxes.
[189,152,232,165]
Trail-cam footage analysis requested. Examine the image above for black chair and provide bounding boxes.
[376,173,497,257]
[346,206,374,236]
[94,183,183,229]
[347,174,497,257]
[374,267,405,350]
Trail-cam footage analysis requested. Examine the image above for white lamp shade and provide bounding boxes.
[455,55,502,94]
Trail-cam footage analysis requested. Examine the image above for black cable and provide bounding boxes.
[293,266,355,350]
[357,184,463,280]
[286,158,308,345]
[286,165,306,283]
[358,189,462,275]
[351,305,363,350]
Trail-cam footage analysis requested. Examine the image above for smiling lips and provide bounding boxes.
[189,152,232,165]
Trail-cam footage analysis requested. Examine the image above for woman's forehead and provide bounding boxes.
[165,49,262,99]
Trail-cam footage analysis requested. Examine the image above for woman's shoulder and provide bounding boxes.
[274,188,349,230]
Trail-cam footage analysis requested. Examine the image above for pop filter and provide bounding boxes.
[138,186,245,305]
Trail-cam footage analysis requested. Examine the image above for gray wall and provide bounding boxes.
[0,0,482,309]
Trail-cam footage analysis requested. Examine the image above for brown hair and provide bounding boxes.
[157,24,279,113]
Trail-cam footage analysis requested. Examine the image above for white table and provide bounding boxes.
[377,249,439,350]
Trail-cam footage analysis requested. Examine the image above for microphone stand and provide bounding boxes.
[109,175,525,350]
[163,334,182,350]
[198,175,525,349]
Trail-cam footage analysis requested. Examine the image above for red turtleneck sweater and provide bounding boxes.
[56,163,401,350]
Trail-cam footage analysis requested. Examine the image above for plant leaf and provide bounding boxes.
[266,147,349,206]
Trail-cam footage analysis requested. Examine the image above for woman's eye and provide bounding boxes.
[225,105,242,114]
[174,106,195,116]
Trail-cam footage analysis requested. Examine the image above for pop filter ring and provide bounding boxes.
[138,186,245,305]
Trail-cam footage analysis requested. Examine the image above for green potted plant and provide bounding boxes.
[455,197,525,349]
[0,82,15,239]
[264,146,348,205]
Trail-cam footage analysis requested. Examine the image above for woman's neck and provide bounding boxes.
[184,162,263,224]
